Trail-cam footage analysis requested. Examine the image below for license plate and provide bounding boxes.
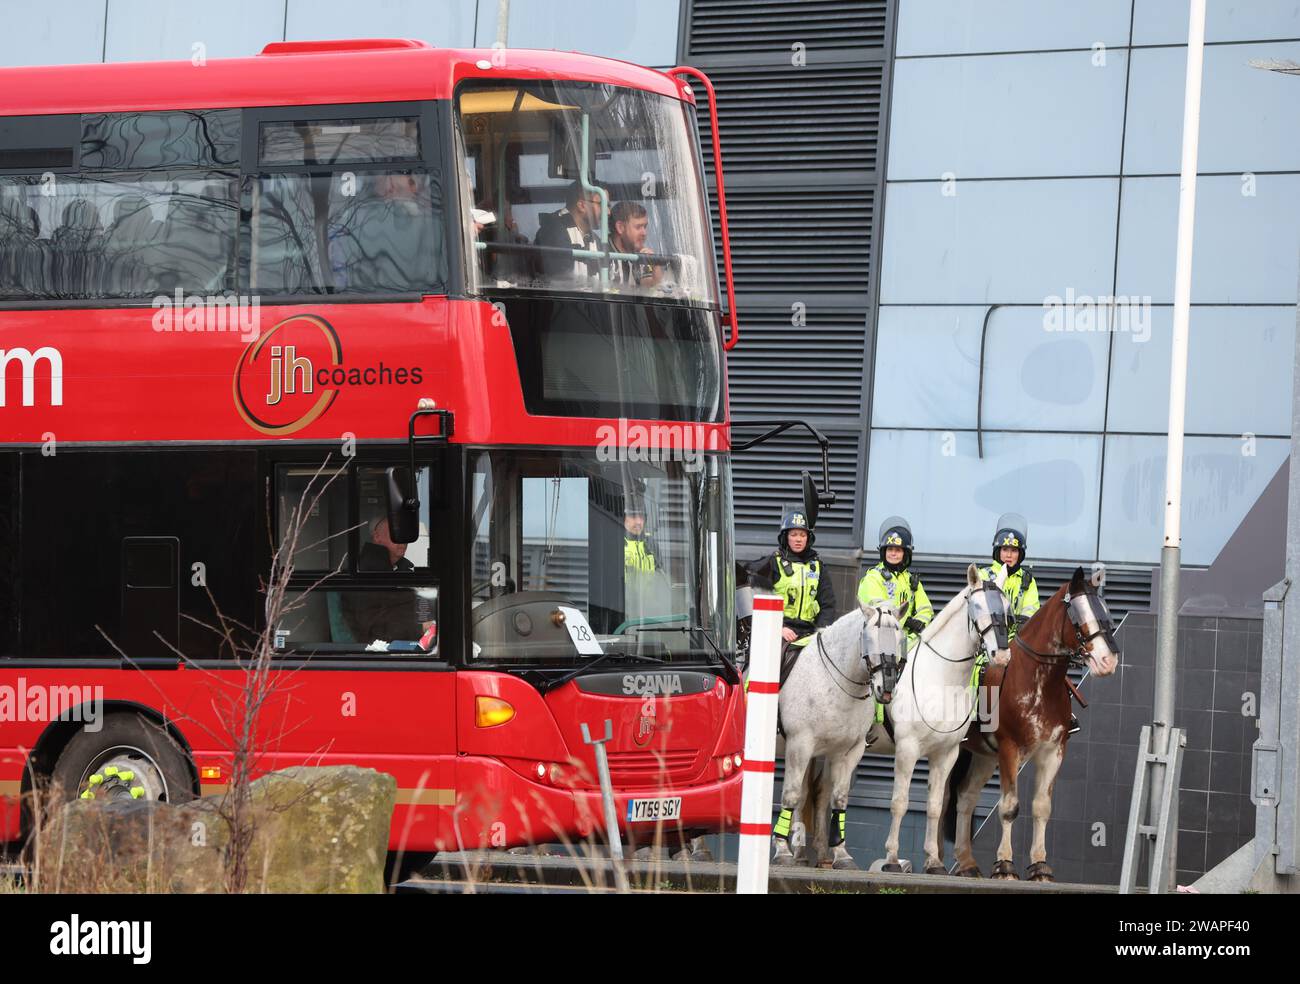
[626,797,682,823]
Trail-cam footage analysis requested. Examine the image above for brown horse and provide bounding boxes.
[951,566,1119,881]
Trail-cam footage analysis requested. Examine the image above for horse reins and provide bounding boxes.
[816,630,873,701]
[905,590,996,736]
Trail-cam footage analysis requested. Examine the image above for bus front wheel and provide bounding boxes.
[50,713,194,806]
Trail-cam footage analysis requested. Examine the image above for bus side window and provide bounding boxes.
[274,463,437,653]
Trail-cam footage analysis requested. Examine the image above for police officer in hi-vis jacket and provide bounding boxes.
[978,513,1039,639]
[977,513,1079,734]
[857,516,933,652]
[747,509,836,647]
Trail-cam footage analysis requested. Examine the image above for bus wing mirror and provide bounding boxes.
[386,466,421,544]
[801,470,820,530]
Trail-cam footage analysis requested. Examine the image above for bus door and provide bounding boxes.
[260,448,459,849]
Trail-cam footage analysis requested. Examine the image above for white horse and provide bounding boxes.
[869,564,1010,874]
[772,603,905,869]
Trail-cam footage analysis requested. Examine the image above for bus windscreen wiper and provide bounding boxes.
[542,649,665,693]
[649,626,741,686]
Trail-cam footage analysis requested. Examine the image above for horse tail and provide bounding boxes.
[942,747,973,842]
[801,757,826,834]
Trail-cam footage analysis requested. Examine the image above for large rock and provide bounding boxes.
[246,766,396,894]
[43,797,227,893]
[45,766,395,894]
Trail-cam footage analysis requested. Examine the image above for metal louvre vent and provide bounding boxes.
[684,0,896,555]
[686,0,889,55]
[731,433,859,544]
[727,309,867,421]
[684,65,881,173]
[709,188,873,295]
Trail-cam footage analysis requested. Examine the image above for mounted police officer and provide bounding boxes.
[747,508,836,647]
[979,513,1039,638]
[977,513,1079,735]
[858,516,933,652]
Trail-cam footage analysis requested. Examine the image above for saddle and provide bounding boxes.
[778,638,808,688]
[774,636,813,738]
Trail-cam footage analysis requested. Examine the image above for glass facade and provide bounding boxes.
[874,4,1298,566]
[4,0,678,69]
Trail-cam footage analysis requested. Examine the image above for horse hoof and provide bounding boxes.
[990,860,1019,880]
[832,857,859,871]
[955,865,983,878]
[1026,862,1055,883]
[923,864,947,876]
[881,862,905,874]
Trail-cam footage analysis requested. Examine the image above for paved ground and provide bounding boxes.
[399,850,1119,894]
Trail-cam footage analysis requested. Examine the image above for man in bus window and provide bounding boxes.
[609,201,664,289]
[340,517,426,644]
[534,180,604,282]
[359,516,416,573]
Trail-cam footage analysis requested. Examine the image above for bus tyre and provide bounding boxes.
[50,713,194,806]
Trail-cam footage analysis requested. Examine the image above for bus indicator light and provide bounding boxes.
[475,695,515,728]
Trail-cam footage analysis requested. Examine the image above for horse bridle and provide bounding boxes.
[816,607,895,701]
[816,603,899,701]
[902,582,1011,735]
[1013,585,1117,667]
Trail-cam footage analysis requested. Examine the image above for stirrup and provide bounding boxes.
[1068,715,1081,736]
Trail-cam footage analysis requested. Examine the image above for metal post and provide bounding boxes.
[1147,0,1207,892]
[736,594,783,894]
[581,719,629,893]
[495,0,510,47]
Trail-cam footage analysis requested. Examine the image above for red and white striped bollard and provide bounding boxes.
[736,593,783,894]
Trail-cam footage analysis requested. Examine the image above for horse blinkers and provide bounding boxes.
[862,606,903,704]
[1063,589,1119,663]
[968,581,1010,654]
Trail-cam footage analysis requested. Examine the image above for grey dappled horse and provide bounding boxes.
[773,603,905,869]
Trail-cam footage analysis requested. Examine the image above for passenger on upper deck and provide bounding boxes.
[329,172,436,293]
[609,201,665,289]
[534,180,605,282]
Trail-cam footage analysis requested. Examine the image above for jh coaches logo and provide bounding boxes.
[233,314,341,436]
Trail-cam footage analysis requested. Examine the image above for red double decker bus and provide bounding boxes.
[0,38,786,855]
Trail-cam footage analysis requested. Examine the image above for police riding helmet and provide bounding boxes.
[877,516,913,569]
[991,512,1028,567]
[778,508,814,549]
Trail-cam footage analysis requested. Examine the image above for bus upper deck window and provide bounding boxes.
[259,117,421,166]
[457,81,718,306]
